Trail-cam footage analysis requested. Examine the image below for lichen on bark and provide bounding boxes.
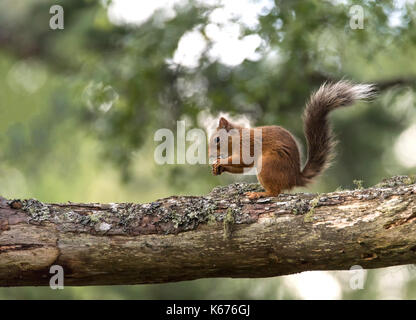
[0,175,415,286]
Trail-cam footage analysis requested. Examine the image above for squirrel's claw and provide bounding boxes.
[245,191,261,200]
[212,162,224,175]
[245,191,273,200]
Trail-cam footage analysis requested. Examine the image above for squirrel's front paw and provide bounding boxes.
[212,162,224,175]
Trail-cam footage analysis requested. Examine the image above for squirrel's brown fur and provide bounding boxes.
[210,81,375,199]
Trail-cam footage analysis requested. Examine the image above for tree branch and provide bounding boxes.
[1,175,416,287]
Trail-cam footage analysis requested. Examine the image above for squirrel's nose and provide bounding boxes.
[208,155,217,163]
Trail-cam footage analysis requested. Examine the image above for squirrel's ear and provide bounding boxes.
[218,117,232,131]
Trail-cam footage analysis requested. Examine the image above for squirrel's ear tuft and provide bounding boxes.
[219,117,232,130]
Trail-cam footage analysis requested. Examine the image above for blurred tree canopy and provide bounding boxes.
[0,0,415,299]
[1,0,415,189]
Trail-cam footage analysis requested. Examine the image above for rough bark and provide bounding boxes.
[0,175,416,287]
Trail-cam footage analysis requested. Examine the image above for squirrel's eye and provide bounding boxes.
[215,137,220,144]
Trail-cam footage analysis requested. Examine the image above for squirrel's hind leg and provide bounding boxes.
[245,190,278,200]
[245,153,295,199]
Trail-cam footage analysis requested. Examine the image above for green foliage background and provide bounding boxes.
[0,0,415,299]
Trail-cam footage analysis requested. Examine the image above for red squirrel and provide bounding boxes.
[209,81,375,199]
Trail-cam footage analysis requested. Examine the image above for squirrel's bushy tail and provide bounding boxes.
[299,80,375,186]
